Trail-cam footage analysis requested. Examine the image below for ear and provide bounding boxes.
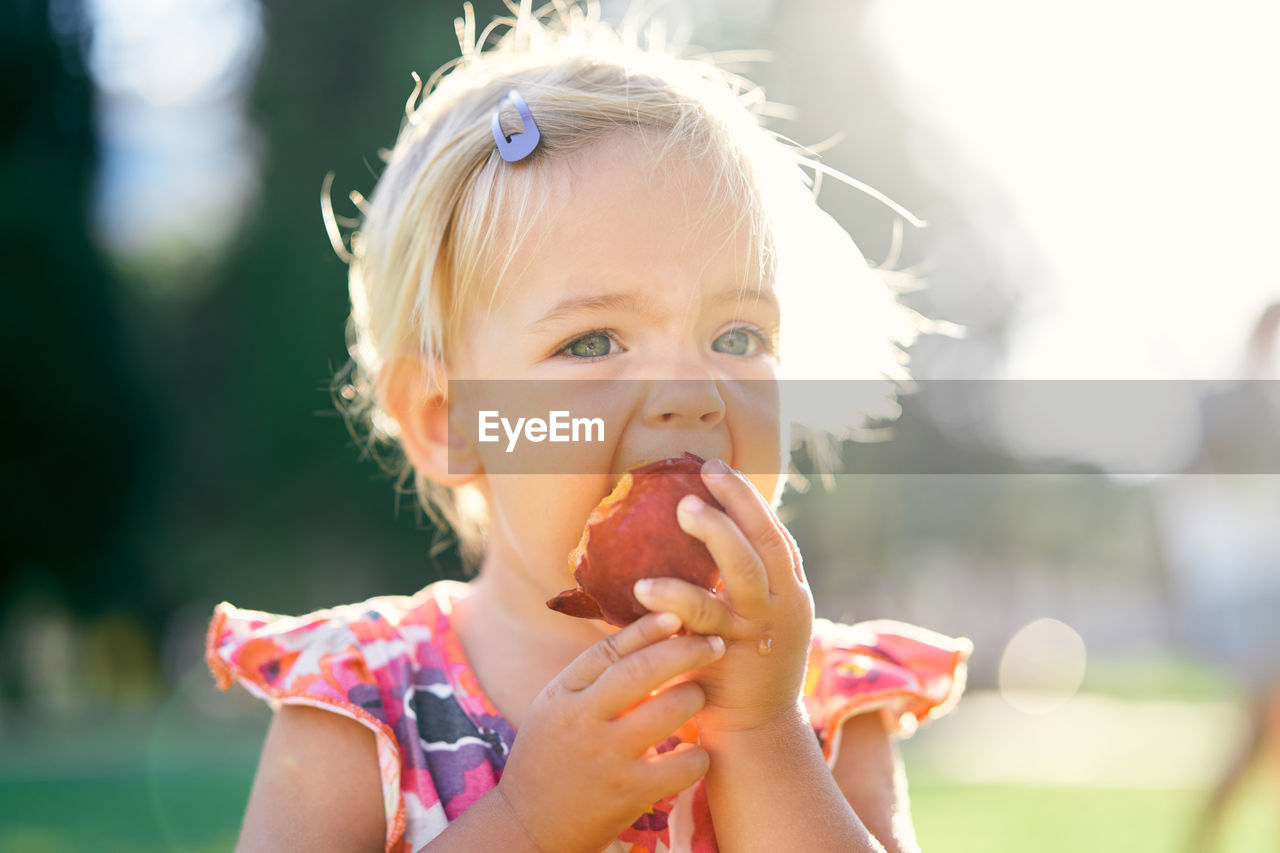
[376,354,482,486]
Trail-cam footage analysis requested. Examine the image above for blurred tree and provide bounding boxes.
[1,0,165,702]
[138,1,518,613]
[1,1,157,618]
[2,0,515,705]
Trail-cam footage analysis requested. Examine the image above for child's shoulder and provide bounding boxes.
[205,579,469,701]
[238,702,388,851]
[205,579,476,852]
[804,617,972,760]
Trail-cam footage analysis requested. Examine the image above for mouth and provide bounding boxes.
[605,449,725,495]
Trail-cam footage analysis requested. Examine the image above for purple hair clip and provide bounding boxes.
[492,89,541,162]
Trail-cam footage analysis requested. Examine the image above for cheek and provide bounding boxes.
[729,398,784,505]
[488,474,616,572]
[746,470,783,510]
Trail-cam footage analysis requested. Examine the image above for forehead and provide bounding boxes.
[473,129,768,319]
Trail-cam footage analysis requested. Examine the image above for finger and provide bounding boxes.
[589,633,725,719]
[559,610,683,693]
[674,494,770,615]
[778,517,806,584]
[640,742,710,802]
[768,503,806,584]
[633,577,737,637]
[699,458,803,589]
[614,681,705,756]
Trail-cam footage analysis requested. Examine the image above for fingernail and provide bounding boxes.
[679,494,705,515]
[705,458,729,475]
[655,611,681,633]
[634,579,654,599]
[707,635,725,656]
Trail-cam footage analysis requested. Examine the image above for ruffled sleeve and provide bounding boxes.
[803,618,971,764]
[205,601,409,853]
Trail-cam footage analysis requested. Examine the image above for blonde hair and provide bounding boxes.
[324,0,945,566]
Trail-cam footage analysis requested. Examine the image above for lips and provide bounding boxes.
[605,448,725,495]
[546,452,724,626]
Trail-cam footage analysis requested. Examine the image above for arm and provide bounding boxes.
[237,705,544,853]
[237,704,386,852]
[829,711,921,853]
[700,704,886,853]
[700,701,921,853]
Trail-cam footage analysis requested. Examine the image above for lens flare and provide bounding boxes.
[998,617,1087,715]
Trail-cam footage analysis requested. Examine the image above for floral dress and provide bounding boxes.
[206,580,970,853]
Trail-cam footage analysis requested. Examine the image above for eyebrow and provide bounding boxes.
[527,286,779,335]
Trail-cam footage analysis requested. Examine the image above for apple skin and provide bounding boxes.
[546,452,724,627]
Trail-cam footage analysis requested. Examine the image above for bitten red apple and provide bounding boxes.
[546,452,724,627]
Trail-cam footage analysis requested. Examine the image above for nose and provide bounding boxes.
[641,376,726,428]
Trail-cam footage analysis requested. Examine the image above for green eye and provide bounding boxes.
[713,328,759,356]
[565,332,615,358]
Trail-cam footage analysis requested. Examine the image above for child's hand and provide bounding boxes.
[631,458,814,735]
[496,610,725,853]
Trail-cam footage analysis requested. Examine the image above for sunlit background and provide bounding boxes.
[4,0,1279,850]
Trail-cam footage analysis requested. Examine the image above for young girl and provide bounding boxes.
[206,4,971,851]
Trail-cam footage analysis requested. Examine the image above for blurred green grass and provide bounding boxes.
[1080,655,1239,702]
[0,775,245,853]
[911,778,1276,853]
